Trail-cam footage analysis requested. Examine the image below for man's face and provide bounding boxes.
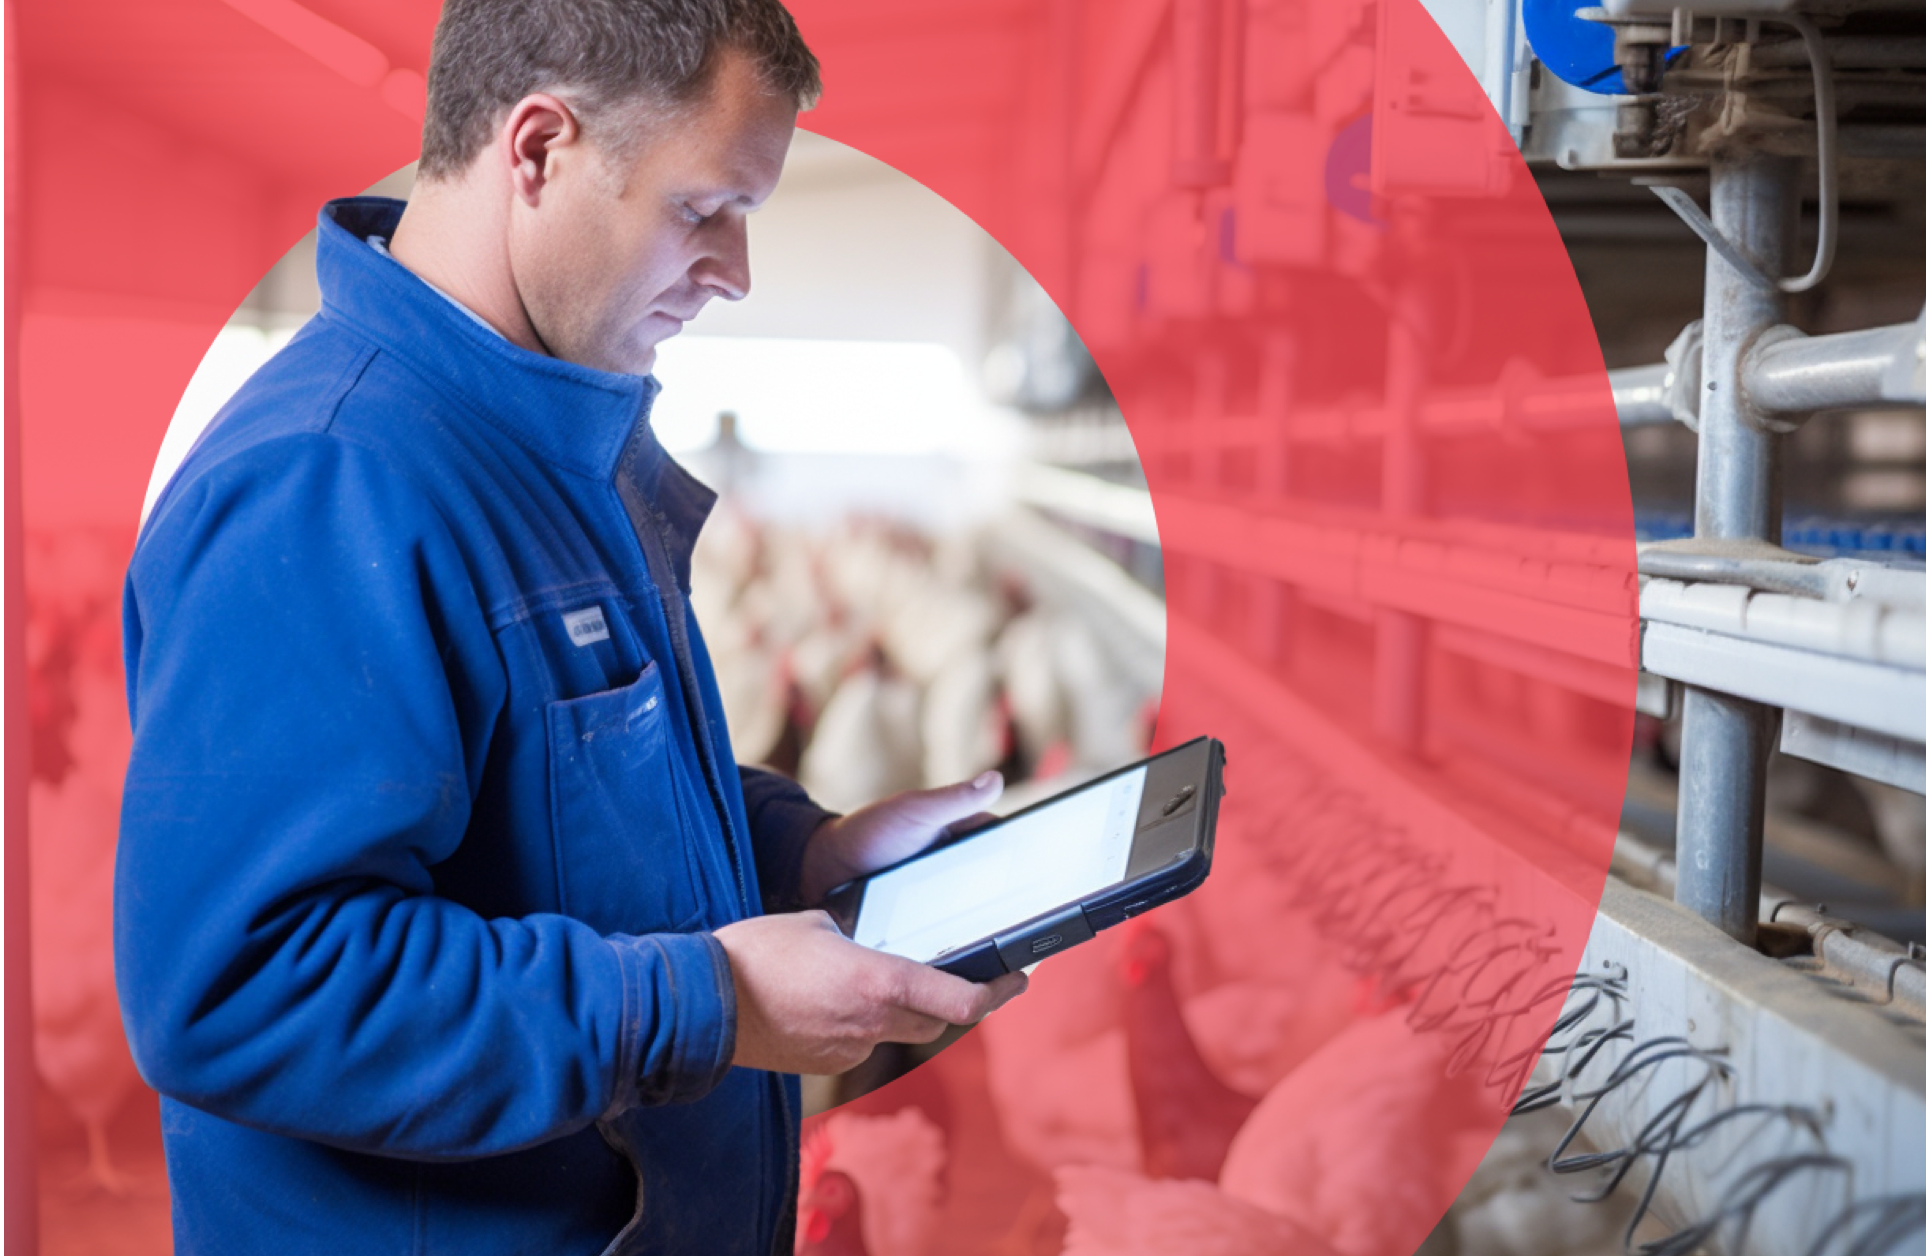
[511,49,797,375]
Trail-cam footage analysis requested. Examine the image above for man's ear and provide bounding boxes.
[501,93,582,206]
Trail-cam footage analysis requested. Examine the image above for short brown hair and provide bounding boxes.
[418,0,822,180]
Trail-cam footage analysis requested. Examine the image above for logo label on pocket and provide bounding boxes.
[562,605,611,647]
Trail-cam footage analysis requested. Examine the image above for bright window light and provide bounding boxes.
[651,336,1019,458]
[148,329,1022,522]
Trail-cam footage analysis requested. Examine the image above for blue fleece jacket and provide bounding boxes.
[116,196,833,1256]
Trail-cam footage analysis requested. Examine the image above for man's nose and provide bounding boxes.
[696,219,750,302]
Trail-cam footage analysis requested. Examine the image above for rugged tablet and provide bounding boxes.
[823,736,1226,981]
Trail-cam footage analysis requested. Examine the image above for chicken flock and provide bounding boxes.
[689,509,1157,812]
[24,512,1636,1255]
[25,526,145,1194]
[790,682,1640,1256]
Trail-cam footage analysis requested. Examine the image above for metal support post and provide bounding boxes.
[1252,330,1296,665]
[1186,350,1230,626]
[1375,282,1428,752]
[1676,688,1781,939]
[1674,153,1796,944]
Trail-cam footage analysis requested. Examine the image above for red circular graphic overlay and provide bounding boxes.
[11,2,1632,1253]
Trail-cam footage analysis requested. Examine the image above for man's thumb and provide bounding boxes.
[916,770,1004,823]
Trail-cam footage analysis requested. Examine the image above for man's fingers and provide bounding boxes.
[981,970,1029,1014]
[878,1007,954,1045]
[887,957,1028,1026]
[892,771,1005,833]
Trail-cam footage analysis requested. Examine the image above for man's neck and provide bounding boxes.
[387,175,552,359]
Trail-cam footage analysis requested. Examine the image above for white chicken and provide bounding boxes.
[978,936,1141,1174]
[787,622,864,725]
[995,611,1072,773]
[1058,1166,1344,1256]
[811,1109,948,1256]
[818,522,917,632]
[919,651,1008,787]
[692,512,1161,813]
[32,653,144,1195]
[799,659,925,814]
[712,630,794,768]
[1050,616,1149,772]
[688,504,760,629]
[1447,1109,1628,1256]
[1053,1011,1465,1256]
[1852,778,1926,904]
[756,531,834,650]
[1115,791,1357,1098]
[882,579,1001,688]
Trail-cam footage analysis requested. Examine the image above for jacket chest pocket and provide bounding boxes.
[546,662,704,935]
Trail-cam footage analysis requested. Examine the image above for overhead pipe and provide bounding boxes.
[1171,0,1233,188]
[1612,362,1683,426]
[1744,314,1926,415]
[1607,305,1926,427]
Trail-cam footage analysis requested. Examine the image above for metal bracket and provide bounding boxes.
[1649,13,1838,294]
[1652,184,1777,292]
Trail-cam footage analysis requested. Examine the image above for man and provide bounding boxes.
[115,2,1027,1252]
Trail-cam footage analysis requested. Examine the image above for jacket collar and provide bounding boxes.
[315,197,716,586]
[317,196,668,486]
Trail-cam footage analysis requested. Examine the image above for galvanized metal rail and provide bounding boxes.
[1527,880,1926,1256]
[1172,604,1926,1256]
[1019,305,1925,461]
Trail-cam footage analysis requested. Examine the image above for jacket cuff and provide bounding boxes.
[739,767,839,912]
[605,931,737,1113]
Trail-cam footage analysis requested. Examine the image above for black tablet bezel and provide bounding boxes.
[821,735,1226,981]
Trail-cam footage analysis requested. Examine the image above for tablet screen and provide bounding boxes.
[852,765,1148,963]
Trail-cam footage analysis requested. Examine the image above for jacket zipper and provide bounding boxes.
[613,443,751,919]
[628,484,798,1256]
[614,432,794,1254]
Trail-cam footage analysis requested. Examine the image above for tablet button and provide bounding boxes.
[994,904,1096,972]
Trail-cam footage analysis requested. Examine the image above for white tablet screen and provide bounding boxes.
[852,766,1148,963]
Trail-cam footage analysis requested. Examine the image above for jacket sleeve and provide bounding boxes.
[116,432,734,1163]
[736,766,836,912]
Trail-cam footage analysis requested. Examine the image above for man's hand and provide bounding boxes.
[798,771,1004,906]
[713,910,1028,1074]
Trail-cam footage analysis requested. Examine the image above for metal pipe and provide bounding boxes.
[1838,124,1926,159]
[1750,34,1926,67]
[1677,690,1781,942]
[1773,13,1837,295]
[1171,0,1231,188]
[1637,550,1829,596]
[1374,282,1429,754]
[1744,319,1925,414]
[1254,331,1296,665]
[1674,153,1795,945]
[1612,362,1679,426]
[1694,157,1792,542]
